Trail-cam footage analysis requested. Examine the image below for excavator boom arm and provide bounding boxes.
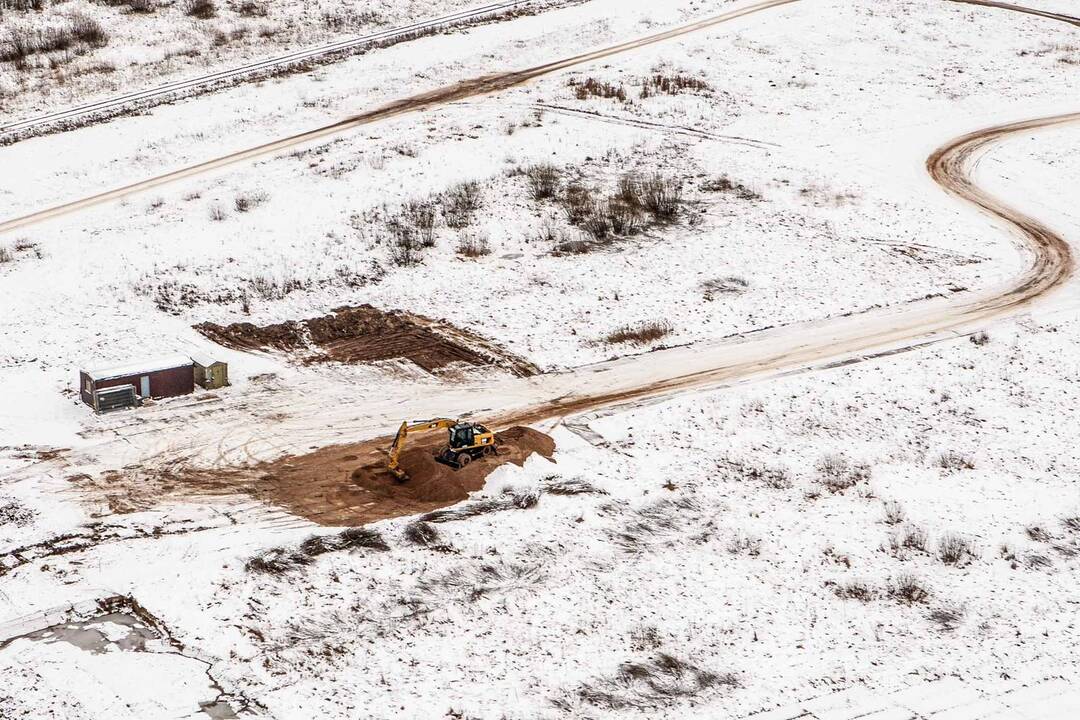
[387,418,458,479]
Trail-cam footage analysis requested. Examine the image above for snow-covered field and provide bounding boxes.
[0,0,533,119]
[2,0,1080,716]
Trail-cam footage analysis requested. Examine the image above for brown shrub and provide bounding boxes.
[525,163,560,200]
[185,0,215,19]
[604,321,672,346]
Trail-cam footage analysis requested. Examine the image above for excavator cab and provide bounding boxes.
[439,422,495,468]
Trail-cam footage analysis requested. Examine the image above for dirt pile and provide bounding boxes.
[351,426,556,504]
[195,305,538,376]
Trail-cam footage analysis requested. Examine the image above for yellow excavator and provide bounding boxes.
[387,418,498,481]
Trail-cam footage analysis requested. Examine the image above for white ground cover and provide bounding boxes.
[3,310,1078,718]
[0,0,512,118]
[2,0,1078,449]
[1,0,1080,716]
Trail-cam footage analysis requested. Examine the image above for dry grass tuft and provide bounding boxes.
[928,605,964,631]
[570,76,627,102]
[541,476,607,496]
[815,454,871,493]
[938,450,975,471]
[603,320,672,346]
[456,232,491,258]
[525,163,560,200]
[702,276,749,300]
[419,490,540,523]
[185,0,216,18]
[937,532,978,566]
[888,574,930,604]
[570,653,735,711]
[882,501,906,526]
[835,581,875,602]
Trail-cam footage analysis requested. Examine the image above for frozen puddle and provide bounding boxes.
[0,608,237,719]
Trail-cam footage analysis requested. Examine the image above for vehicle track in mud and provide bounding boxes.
[7,0,1080,527]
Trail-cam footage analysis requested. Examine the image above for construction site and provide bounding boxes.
[2,0,1080,717]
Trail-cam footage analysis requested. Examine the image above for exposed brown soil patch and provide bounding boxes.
[195,305,538,376]
[351,427,555,504]
[83,426,554,527]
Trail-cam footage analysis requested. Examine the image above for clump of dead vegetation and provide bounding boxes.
[321,7,381,31]
[0,498,36,527]
[540,475,607,496]
[569,76,627,102]
[0,14,109,64]
[882,500,906,525]
[969,330,990,346]
[413,557,544,603]
[456,231,490,258]
[526,163,560,200]
[603,320,672,346]
[701,276,750,300]
[245,527,388,574]
[639,72,711,98]
[815,454,871,493]
[419,488,541,523]
[606,496,708,554]
[726,531,761,556]
[937,532,978,566]
[519,166,683,253]
[715,457,791,490]
[889,523,929,555]
[887,573,930,604]
[402,520,454,552]
[0,239,42,266]
[928,604,964,632]
[560,653,737,711]
[185,0,216,19]
[441,180,481,229]
[701,174,762,201]
[937,450,975,472]
[0,0,47,13]
[234,191,268,213]
[833,580,875,602]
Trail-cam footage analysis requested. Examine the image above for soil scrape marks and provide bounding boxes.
[196,304,538,376]
[77,426,555,527]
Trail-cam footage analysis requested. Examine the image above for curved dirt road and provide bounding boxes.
[95,107,1079,526]
[5,0,1078,524]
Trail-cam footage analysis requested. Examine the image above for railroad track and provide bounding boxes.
[0,0,551,145]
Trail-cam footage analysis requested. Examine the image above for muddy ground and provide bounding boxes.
[82,427,555,526]
[196,305,538,376]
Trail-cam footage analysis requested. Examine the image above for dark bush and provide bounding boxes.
[888,574,929,604]
[639,174,682,221]
[442,181,481,228]
[937,532,977,565]
[570,77,627,102]
[525,163,560,200]
[186,0,215,19]
[640,73,711,98]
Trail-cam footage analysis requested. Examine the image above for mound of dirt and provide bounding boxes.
[195,304,537,376]
[351,426,556,504]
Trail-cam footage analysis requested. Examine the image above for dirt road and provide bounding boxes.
[5,0,1079,526]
